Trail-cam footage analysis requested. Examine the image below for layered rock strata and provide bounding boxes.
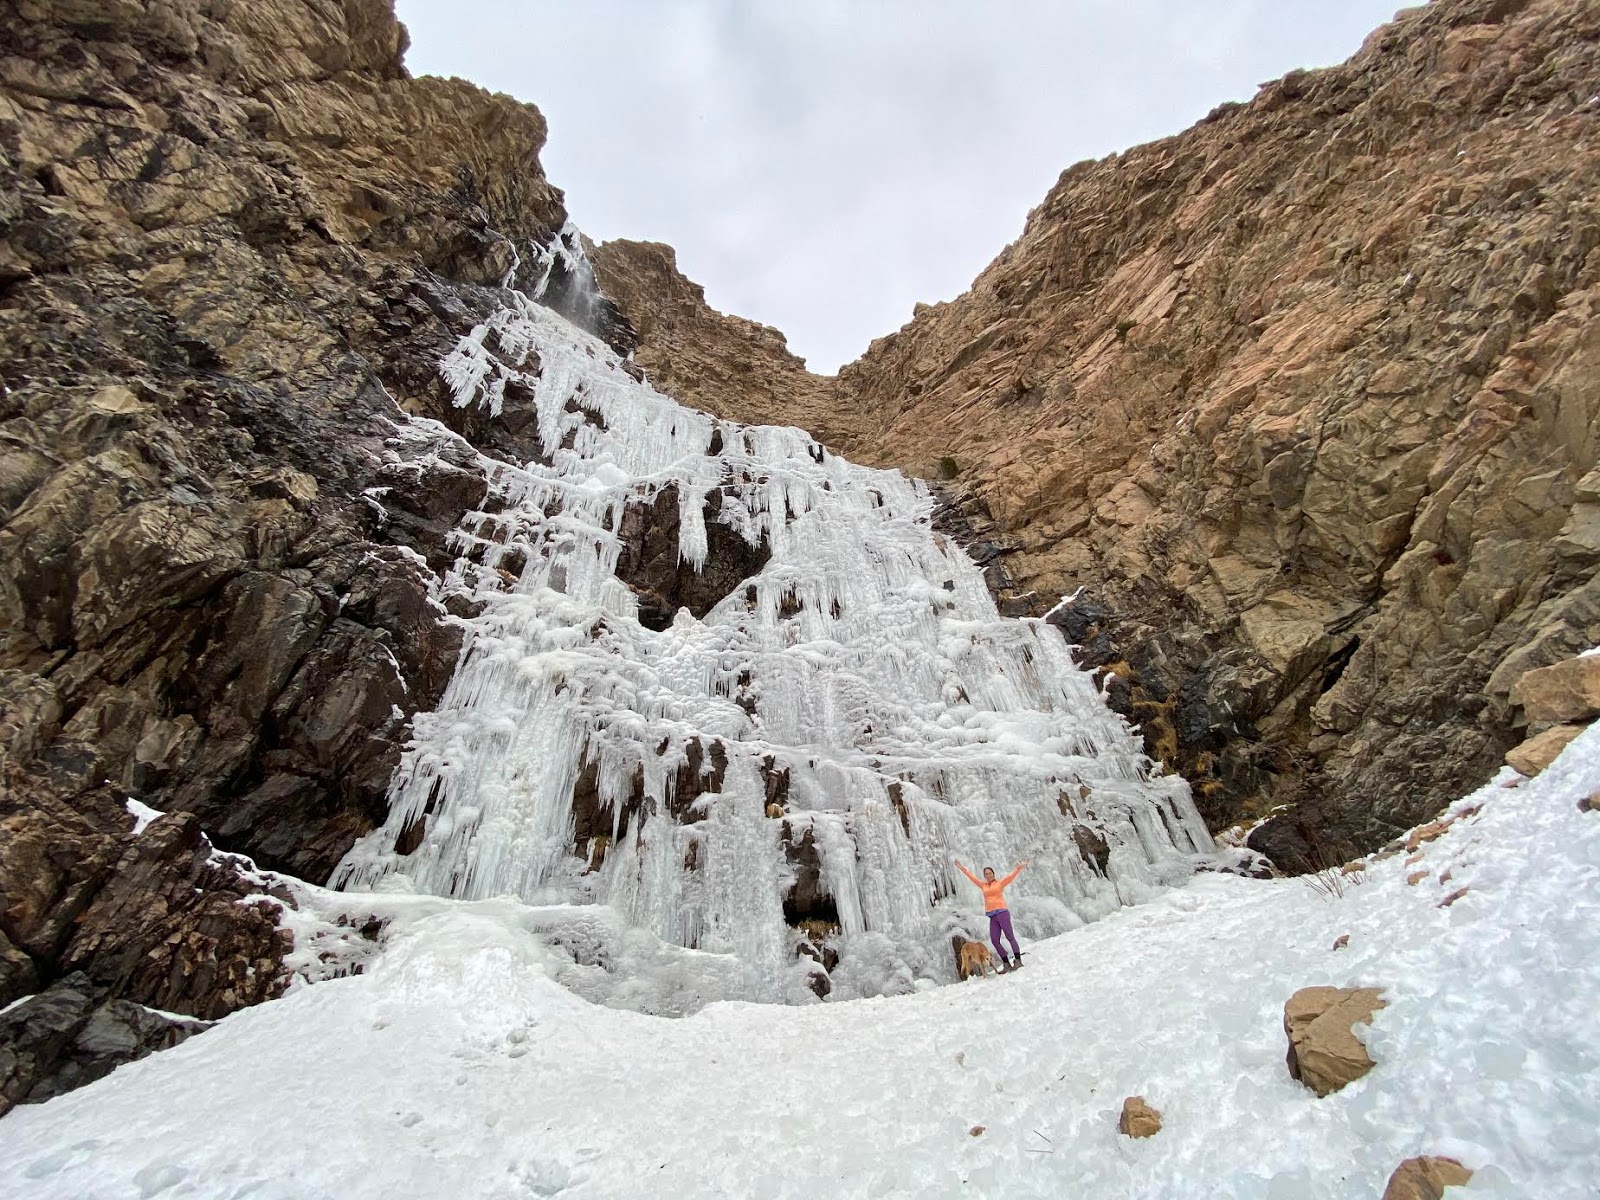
[0,0,623,1036]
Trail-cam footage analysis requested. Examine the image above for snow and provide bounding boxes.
[336,282,1212,1006]
[1039,587,1085,624]
[5,728,1599,1198]
[124,798,163,836]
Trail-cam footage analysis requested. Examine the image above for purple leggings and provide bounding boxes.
[987,908,1020,959]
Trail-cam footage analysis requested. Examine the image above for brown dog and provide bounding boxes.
[957,939,997,980]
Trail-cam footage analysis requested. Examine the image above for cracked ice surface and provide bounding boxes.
[333,288,1214,1006]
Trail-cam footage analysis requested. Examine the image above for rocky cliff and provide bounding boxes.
[601,0,1600,868]
[588,238,855,446]
[4,0,1598,1112]
[0,0,638,1077]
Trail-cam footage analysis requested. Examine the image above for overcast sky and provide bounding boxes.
[395,1,1401,372]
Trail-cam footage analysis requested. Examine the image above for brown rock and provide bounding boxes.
[1404,821,1452,853]
[589,241,855,448]
[1506,724,1587,776]
[1331,934,1350,951]
[969,1125,985,1137]
[1381,1156,1473,1200]
[1579,792,1600,813]
[1511,655,1600,723]
[1117,1095,1162,1138]
[0,0,599,1108]
[1439,887,1470,908]
[56,811,292,1020]
[1284,985,1386,1096]
[602,0,1600,868]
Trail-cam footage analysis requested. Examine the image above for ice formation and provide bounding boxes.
[333,264,1214,1006]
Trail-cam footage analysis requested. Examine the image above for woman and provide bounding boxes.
[955,857,1029,971]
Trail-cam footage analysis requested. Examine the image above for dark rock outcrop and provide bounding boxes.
[0,0,588,1086]
[615,483,772,630]
[0,971,209,1117]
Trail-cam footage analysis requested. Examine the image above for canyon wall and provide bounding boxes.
[601,0,1600,866]
[0,0,629,1037]
[4,0,1597,1086]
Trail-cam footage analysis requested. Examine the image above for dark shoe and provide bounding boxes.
[1011,955,1023,969]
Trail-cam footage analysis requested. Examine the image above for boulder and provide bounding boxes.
[1117,1096,1162,1138]
[1511,656,1600,723]
[1505,723,1587,776]
[1283,985,1386,1096]
[1381,1156,1473,1200]
[0,972,209,1116]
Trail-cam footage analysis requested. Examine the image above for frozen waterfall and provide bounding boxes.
[332,279,1215,1009]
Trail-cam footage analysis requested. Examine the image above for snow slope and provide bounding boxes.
[5,728,1597,1199]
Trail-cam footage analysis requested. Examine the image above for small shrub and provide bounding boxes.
[936,455,959,480]
[1114,318,1137,342]
[1303,865,1365,902]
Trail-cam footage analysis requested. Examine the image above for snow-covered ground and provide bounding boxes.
[5,727,1597,1199]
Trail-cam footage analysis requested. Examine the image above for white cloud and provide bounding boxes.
[395,0,1402,371]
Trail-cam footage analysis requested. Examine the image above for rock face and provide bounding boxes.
[1117,1095,1162,1138]
[1284,985,1386,1097]
[0,971,209,1117]
[1382,1156,1474,1200]
[588,240,855,447]
[601,0,1600,865]
[0,0,613,1060]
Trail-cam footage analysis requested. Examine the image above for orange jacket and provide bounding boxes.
[958,863,1022,912]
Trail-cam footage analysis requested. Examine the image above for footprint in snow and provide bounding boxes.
[132,1161,187,1198]
[23,1139,102,1179]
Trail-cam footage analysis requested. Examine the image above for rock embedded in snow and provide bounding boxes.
[0,972,209,1117]
[1511,655,1600,724]
[1117,1095,1162,1138]
[1283,985,1387,1097]
[1579,792,1600,814]
[1403,821,1453,853]
[1506,724,1589,777]
[1380,1156,1474,1200]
